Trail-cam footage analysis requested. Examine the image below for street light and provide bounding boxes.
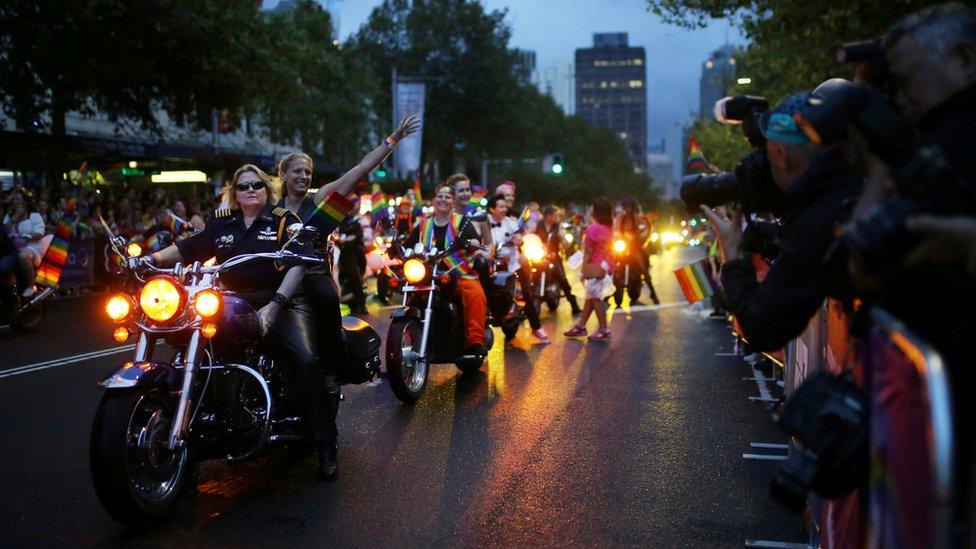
[737,77,752,85]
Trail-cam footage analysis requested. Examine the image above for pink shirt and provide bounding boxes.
[584,222,613,268]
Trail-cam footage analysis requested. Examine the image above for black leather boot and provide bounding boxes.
[316,438,338,481]
[568,294,581,315]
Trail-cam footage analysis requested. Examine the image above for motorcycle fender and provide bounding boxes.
[390,306,422,321]
[98,360,182,390]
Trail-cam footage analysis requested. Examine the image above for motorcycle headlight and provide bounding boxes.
[193,289,221,318]
[564,233,574,243]
[105,294,133,321]
[521,233,545,263]
[613,239,627,253]
[126,243,143,257]
[403,258,427,283]
[139,276,185,323]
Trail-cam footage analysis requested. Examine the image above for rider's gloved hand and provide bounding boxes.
[136,254,157,269]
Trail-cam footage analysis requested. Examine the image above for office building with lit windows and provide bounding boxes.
[699,44,736,117]
[575,33,646,171]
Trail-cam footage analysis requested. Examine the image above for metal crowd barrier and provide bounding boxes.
[778,302,955,549]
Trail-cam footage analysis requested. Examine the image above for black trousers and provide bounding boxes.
[338,247,366,311]
[302,267,345,378]
[269,293,338,442]
[533,258,580,311]
[516,267,542,330]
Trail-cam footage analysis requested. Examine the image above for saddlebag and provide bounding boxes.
[339,316,381,385]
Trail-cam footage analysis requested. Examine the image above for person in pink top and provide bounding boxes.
[564,197,615,340]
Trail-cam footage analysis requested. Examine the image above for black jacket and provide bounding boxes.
[720,148,862,351]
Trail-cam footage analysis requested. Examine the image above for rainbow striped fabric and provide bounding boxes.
[674,258,717,303]
[164,211,191,234]
[418,213,476,279]
[686,137,711,173]
[307,191,356,234]
[34,211,74,287]
[371,185,387,219]
[466,187,486,214]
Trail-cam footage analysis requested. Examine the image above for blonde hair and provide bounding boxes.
[278,152,314,178]
[226,164,279,210]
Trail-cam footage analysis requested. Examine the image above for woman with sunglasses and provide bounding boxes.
[147,165,339,479]
[274,115,420,480]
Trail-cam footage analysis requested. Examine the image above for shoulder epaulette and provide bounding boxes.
[272,206,289,218]
[214,208,231,218]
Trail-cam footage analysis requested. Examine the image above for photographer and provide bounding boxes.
[703,93,862,352]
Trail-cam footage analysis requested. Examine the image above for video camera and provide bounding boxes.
[794,42,976,274]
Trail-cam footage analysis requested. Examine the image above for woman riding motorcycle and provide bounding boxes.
[273,115,420,479]
[404,185,488,357]
[144,164,339,479]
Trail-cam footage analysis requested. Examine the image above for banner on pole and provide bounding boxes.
[393,82,425,173]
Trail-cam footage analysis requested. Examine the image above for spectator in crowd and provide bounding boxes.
[564,197,615,341]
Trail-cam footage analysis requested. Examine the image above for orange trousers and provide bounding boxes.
[457,278,487,346]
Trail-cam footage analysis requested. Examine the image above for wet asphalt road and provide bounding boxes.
[0,247,805,547]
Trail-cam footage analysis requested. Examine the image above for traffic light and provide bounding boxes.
[543,153,565,175]
[375,169,388,179]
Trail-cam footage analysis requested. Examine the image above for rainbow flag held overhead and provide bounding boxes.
[673,258,718,304]
[686,137,712,173]
[34,204,76,288]
[307,191,356,234]
[466,187,487,214]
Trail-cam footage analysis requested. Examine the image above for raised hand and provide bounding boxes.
[392,115,421,141]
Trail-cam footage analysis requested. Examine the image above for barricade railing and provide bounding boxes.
[771,303,955,549]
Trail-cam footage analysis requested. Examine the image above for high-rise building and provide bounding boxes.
[512,49,537,86]
[575,33,647,172]
[534,60,575,115]
[699,44,736,117]
[646,139,675,200]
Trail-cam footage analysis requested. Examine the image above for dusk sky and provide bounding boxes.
[265,0,744,182]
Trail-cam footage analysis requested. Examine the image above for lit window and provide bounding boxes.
[705,60,714,69]
[620,132,628,139]
[628,80,643,88]
[610,81,618,88]
[634,58,643,65]
[600,81,608,89]
[729,57,736,65]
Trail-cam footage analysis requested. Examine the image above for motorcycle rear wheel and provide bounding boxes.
[89,387,193,525]
[386,318,428,404]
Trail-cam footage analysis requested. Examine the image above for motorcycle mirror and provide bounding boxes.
[413,242,424,255]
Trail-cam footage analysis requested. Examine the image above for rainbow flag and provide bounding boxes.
[371,185,387,220]
[164,211,191,234]
[516,206,532,230]
[34,211,74,288]
[673,258,717,303]
[467,187,487,214]
[307,191,356,234]
[686,138,711,173]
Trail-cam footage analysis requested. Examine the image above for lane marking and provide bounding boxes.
[0,345,135,380]
[742,453,788,461]
[744,541,813,549]
[610,301,686,314]
[750,442,789,449]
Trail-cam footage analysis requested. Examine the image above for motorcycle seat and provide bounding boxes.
[341,315,371,333]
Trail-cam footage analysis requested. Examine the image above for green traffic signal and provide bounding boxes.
[551,163,563,174]
[376,169,388,179]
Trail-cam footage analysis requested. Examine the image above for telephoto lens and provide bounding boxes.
[679,172,738,212]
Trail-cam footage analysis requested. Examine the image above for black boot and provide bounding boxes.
[568,294,582,315]
[316,438,339,481]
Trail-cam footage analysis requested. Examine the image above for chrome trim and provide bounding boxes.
[222,363,272,462]
[168,330,201,449]
[870,308,954,549]
[134,332,151,362]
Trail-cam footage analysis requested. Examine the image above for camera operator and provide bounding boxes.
[703,93,862,352]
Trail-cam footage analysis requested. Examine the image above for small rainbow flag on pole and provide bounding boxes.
[371,184,387,220]
[686,138,711,173]
[164,211,191,234]
[35,200,76,287]
[467,187,487,214]
[307,191,356,234]
[673,258,717,303]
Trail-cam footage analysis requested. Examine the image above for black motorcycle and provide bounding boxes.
[89,225,381,524]
[521,233,562,313]
[384,237,493,404]
[485,243,524,341]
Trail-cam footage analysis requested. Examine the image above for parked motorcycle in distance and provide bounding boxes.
[89,224,380,524]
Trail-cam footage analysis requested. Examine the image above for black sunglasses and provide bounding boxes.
[235,181,266,192]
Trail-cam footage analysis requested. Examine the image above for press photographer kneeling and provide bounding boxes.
[699,92,862,352]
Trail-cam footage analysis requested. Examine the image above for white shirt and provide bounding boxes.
[489,214,521,272]
[4,212,45,241]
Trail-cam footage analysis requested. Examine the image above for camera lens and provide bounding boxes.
[679,172,739,211]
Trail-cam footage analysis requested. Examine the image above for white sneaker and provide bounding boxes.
[21,287,35,298]
[531,328,551,344]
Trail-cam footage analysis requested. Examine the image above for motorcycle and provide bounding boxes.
[521,233,562,313]
[611,236,639,306]
[0,274,53,331]
[485,242,524,341]
[89,225,381,524]
[384,235,493,404]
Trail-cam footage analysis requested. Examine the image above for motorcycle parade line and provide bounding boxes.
[0,344,136,380]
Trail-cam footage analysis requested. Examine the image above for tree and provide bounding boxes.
[646,0,935,101]
[684,116,752,173]
[260,1,377,168]
[0,0,278,176]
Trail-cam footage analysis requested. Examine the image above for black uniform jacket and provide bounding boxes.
[176,204,304,305]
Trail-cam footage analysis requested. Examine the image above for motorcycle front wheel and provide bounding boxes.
[386,317,428,404]
[89,387,193,525]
